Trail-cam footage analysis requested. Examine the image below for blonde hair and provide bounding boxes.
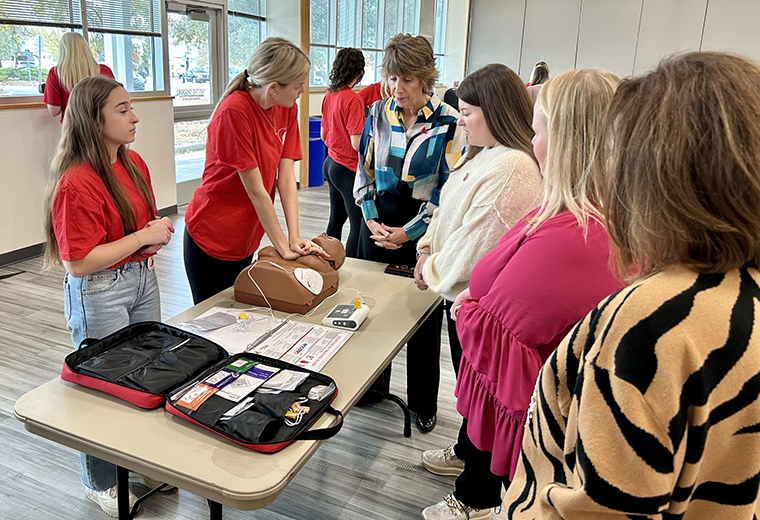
[528,68,620,234]
[56,32,100,91]
[381,34,438,93]
[604,52,760,279]
[219,37,310,102]
[44,76,154,268]
[379,77,389,98]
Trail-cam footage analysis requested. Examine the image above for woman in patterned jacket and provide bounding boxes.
[353,33,466,432]
[504,51,760,519]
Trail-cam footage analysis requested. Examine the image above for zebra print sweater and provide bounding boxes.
[504,265,760,519]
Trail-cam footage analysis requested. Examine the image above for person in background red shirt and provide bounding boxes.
[44,32,115,122]
[183,37,329,304]
[357,78,387,107]
[320,47,366,257]
[44,75,175,517]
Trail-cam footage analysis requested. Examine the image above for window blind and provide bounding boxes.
[85,0,160,36]
[228,0,266,19]
[0,0,83,27]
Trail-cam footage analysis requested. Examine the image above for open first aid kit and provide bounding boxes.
[61,322,343,453]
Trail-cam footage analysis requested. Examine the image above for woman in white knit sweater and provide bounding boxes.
[413,63,542,484]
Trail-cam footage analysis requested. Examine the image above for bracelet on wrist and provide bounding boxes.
[416,249,430,260]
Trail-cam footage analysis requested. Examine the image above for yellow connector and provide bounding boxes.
[354,297,362,309]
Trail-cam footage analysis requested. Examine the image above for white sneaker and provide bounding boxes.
[84,484,139,518]
[422,445,465,476]
[421,494,490,520]
[129,472,178,493]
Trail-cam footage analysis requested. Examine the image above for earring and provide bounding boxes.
[271,91,277,98]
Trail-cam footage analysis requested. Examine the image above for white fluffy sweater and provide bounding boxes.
[417,145,542,301]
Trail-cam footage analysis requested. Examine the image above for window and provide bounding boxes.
[309,0,447,88]
[227,0,266,82]
[0,0,164,97]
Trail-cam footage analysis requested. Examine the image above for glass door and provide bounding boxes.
[167,1,226,204]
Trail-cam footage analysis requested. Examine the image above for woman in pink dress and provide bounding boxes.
[422,68,624,520]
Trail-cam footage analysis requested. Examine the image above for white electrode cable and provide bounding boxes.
[245,253,363,322]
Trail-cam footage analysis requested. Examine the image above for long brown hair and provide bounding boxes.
[44,75,155,267]
[603,52,760,279]
[453,63,535,170]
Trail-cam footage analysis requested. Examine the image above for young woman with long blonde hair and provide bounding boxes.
[43,32,114,121]
[183,36,327,304]
[45,75,174,516]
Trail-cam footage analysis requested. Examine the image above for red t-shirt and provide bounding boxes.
[43,64,115,122]
[358,82,382,107]
[52,150,157,268]
[184,90,303,261]
[321,87,365,171]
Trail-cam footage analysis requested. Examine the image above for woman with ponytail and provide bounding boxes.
[183,36,328,304]
[45,75,174,516]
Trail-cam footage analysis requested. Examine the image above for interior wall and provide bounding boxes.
[267,0,304,182]
[467,0,760,82]
[441,0,469,86]
[0,99,177,258]
[467,0,525,74]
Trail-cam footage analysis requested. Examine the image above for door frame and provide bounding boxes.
[166,0,228,204]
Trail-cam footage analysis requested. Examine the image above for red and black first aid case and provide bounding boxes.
[61,322,343,453]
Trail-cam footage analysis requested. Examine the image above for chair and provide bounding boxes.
[443,87,459,111]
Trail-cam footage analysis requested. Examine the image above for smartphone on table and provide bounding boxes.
[384,264,415,278]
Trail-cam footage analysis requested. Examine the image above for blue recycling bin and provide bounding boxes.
[308,117,326,187]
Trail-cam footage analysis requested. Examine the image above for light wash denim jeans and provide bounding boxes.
[64,258,161,491]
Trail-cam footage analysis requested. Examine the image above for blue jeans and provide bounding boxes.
[64,258,161,491]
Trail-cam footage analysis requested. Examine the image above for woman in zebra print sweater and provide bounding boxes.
[504,51,760,519]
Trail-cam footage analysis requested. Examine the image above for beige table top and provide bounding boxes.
[14,258,440,510]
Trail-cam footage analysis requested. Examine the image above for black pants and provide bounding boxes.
[454,419,511,509]
[443,299,463,376]
[183,229,253,305]
[323,155,363,258]
[358,192,441,418]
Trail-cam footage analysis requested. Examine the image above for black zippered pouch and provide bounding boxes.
[62,322,343,452]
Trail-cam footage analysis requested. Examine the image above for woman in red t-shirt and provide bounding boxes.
[43,75,174,516]
[358,79,387,107]
[43,32,115,122]
[183,37,328,304]
[320,47,366,257]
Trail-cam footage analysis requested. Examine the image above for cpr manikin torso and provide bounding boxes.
[233,234,346,314]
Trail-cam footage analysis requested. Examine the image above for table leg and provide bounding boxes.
[208,499,223,519]
[116,466,133,520]
[384,392,412,437]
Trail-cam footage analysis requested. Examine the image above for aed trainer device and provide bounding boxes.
[322,303,370,331]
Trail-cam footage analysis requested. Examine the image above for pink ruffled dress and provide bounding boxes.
[455,208,623,477]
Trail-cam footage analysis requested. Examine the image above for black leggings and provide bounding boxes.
[454,419,511,509]
[183,229,253,305]
[323,155,363,258]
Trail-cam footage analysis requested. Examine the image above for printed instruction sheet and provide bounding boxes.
[179,307,353,372]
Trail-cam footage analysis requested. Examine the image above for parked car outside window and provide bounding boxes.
[181,67,209,83]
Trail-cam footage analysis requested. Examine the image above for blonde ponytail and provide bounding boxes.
[218,37,310,104]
